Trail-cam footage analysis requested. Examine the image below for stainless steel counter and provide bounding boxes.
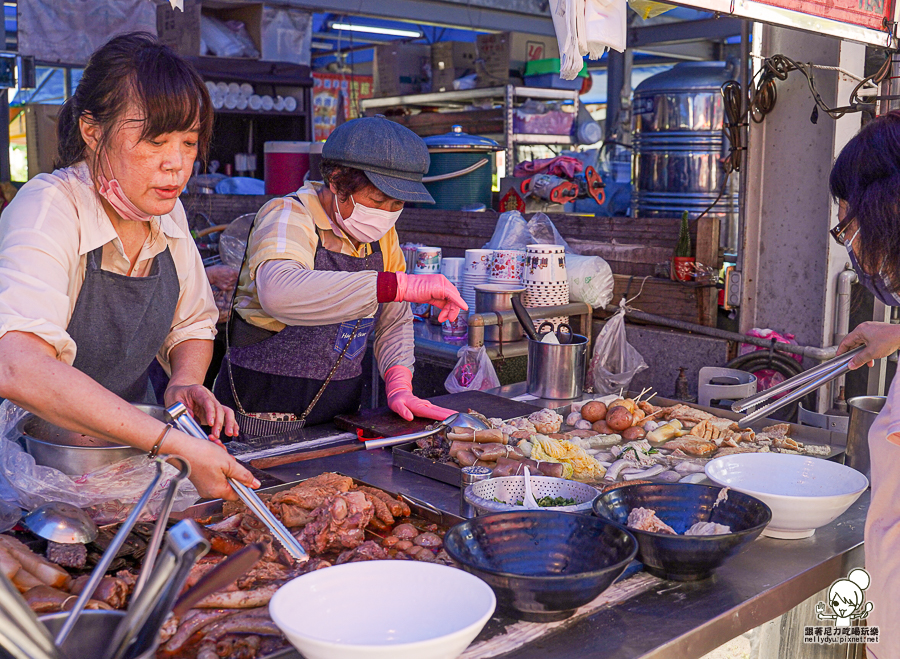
[265,449,867,659]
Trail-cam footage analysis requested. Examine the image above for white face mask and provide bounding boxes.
[335,195,402,244]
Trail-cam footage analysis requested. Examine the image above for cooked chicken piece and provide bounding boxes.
[70,575,129,609]
[685,522,731,536]
[772,436,802,451]
[761,423,791,439]
[638,401,661,416]
[356,486,409,517]
[335,541,388,564]
[708,417,741,433]
[662,404,713,424]
[627,507,677,535]
[269,474,352,511]
[362,493,394,525]
[298,492,374,555]
[661,437,717,457]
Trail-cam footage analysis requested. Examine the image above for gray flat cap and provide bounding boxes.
[322,115,434,204]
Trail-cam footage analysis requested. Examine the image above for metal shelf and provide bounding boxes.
[360,85,578,110]
[361,85,579,176]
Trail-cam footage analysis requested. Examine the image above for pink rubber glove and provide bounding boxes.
[395,272,468,323]
[384,365,456,422]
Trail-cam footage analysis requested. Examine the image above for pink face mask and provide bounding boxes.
[97,154,153,223]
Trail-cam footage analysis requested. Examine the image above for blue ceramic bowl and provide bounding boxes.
[593,483,772,581]
[443,511,637,622]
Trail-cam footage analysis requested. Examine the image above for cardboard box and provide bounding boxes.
[475,32,560,88]
[431,41,476,93]
[157,0,202,58]
[373,43,431,98]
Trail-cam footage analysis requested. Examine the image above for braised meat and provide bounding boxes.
[69,575,129,608]
[335,540,388,564]
[268,473,354,530]
[298,492,374,555]
[627,507,677,535]
[46,542,86,569]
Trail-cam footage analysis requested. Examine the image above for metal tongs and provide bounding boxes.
[731,345,866,425]
[165,403,309,563]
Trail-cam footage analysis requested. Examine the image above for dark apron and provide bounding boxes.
[214,238,383,435]
[67,244,180,404]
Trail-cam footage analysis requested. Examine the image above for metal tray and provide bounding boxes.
[390,395,846,487]
[392,442,463,487]
[173,474,464,530]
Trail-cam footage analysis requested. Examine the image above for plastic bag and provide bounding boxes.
[483,211,532,251]
[445,346,501,394]
[567,254,614,309]
[527,213,576,253]
[589,303,647,394]
[0,401,199,524]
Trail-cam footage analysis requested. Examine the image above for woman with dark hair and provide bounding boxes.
[0,32,258,500]
[831,111,900,658]
[214,116,467,436]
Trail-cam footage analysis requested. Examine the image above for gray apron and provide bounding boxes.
[214,236,383,436]
[67,244,180,404]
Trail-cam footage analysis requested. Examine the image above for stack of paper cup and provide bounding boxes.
[523,244,569,330]
[439,257,469,337]
[461,249,493,312]
[400,243,421,273]
[441,257,465,285]
[489,249,526,285]
[412,246,442,319]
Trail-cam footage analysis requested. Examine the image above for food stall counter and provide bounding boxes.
[262,448,867,659]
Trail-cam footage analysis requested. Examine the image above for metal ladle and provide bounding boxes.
[362,412,489,450]
[54,460,165,647]
[23,502,98,545]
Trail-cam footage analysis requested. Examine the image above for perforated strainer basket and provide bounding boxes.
[464,476,599,515]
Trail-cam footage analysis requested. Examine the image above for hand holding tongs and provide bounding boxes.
[166,403,309,563]
[731,345,866,425]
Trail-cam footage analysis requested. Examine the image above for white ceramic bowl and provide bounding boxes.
[269,561,496,659]
[705,453,868,539]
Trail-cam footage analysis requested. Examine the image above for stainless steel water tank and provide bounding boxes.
[632,61,739,255]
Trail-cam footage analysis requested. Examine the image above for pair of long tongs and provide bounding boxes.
[731,345,865,426]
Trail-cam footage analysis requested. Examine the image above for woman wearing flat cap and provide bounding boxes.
[214,116,467,435]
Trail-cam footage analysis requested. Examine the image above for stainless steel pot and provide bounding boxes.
[475,284,525,343]
[526,333,588,400]
[846,396,885,480]
[18,405,165,475]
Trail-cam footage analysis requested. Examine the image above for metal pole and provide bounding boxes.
[605,49,625,142]
[736,20,750,275]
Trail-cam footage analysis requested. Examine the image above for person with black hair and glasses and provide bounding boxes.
[0,32,258,500]
[215,116,468,437]
[830,111,900,659]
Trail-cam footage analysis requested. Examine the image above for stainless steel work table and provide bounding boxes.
[263,448,868,659]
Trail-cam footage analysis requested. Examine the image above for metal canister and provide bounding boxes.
[846,396,885,480]
[459,466,492,518]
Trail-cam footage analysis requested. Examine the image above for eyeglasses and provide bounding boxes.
[830,215,854,246]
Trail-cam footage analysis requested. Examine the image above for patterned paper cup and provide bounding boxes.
[415,246,442,272]
[465,249,494,277]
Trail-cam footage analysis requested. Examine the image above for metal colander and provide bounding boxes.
[464,476,599,515]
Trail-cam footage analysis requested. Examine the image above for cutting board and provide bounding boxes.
[334,390,542,438]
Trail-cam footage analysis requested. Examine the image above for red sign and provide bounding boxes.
[753,0,891,31]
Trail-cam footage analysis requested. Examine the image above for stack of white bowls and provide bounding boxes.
[489,249,526,286]
[461,249,493,312]
[412,246,442,319]
[523,244,569,331]
[204,80,298,112]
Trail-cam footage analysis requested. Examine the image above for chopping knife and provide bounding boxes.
[172,543,264,617]
[166,403,310,563]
